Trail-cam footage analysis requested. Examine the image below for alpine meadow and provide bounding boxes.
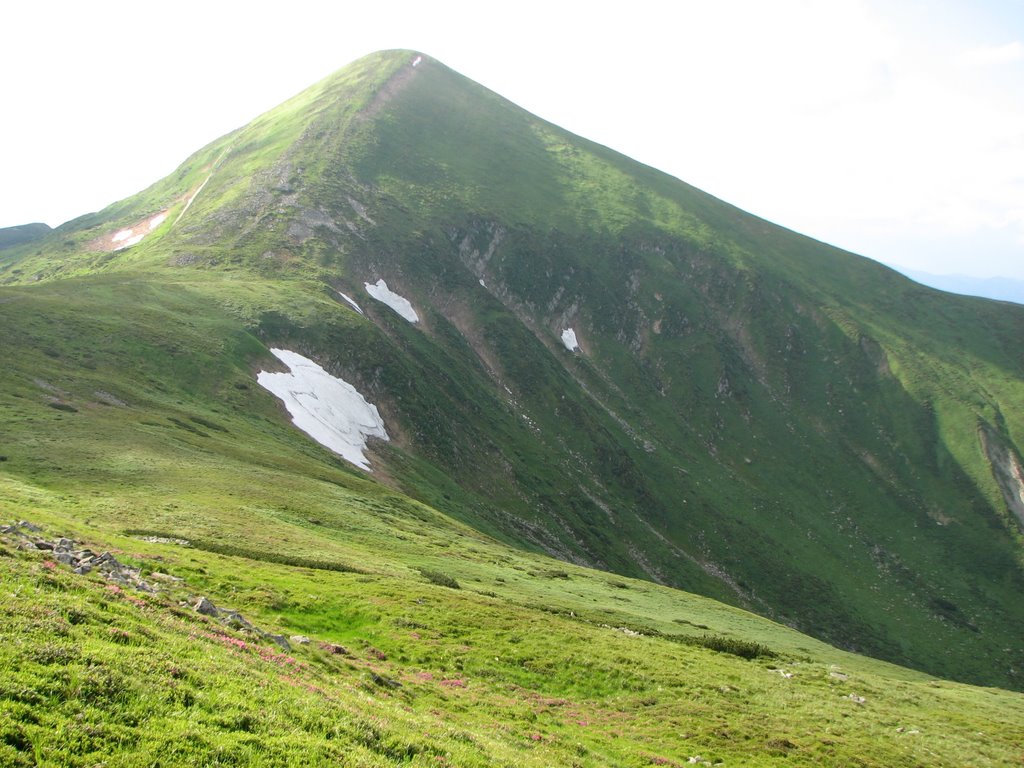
[2,50,1023,767]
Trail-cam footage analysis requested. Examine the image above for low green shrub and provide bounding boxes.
[417,568,460,589]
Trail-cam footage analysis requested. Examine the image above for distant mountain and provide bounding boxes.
[895,266,1024,305]
[2,49,1023,696]
[0,221,51,250]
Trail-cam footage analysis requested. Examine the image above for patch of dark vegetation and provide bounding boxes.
[630,623,775,659]
[167,417,209,437]
[28,642,81,665]
[124,529,364,574]
[417,568,460,589]
[189,415,229,433]
[765,738,798,756]
[673,618,710,630]
[929,596,979,632]
[671,633,776,660]
[47,402,77,413]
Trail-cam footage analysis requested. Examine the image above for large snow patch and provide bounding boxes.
[561,328,580,352]
[365,279,419,323]
[257,349,388,471]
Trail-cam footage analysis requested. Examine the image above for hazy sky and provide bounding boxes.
[2,1,1022,278]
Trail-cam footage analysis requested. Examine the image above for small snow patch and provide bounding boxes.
[257,349,389,471]
[365,279,419,323]
[561,328,580,352]
[412,56,423,67]
[107,211,169,251]
[337,291,364,315]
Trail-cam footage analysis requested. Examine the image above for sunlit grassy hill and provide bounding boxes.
[2,49,1024,764]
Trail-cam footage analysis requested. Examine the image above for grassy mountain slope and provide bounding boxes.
[2,331,1023,764]
[1,46,1023,707]
[0,223,51,250]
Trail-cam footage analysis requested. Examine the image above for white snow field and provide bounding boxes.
[112,211,168,250]
[561,328,580,352]
[256,349,389,471]
[365,279,419,323]
[337,291,364,315]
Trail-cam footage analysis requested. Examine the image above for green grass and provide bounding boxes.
[3,490,1024,766]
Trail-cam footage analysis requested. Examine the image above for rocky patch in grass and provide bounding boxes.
[3,520,157,591]
[2,520,290,651]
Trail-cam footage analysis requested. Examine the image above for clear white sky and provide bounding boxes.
[2,0,1022,278]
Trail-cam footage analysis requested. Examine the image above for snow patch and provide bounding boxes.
[256,349,389,471]
[337,291,364,315]
[365,279,419,323]
[412,56,423,67]
[561,328,580,352]
[109,211,168,250]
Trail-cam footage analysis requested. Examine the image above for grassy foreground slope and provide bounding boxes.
[1,49,1023,694]
[3,510,1024,768]
[0,268,1022,766]
[2,347,1024,767]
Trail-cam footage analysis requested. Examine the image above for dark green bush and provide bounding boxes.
[417,568,460,589]
[124,529,363,573]
[666,632,775,659]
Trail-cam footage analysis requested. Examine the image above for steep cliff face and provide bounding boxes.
[2,50,1023,688]
[980,423,1024,530]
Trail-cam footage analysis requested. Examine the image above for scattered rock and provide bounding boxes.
[194,596,220,617]
[6,521,300,658]
[318,642,350,656]
[848,694,867,705]
[263,633,291,651]
[369,671,401,689]
[150,571,184,583]
[220,610,257,632]
[138,536,191,547]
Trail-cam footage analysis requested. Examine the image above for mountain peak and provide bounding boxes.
[2,49,1023,694]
